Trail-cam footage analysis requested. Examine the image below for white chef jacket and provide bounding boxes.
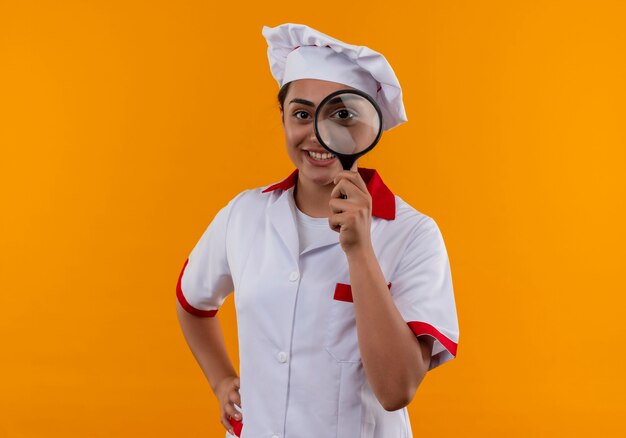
[176,168,459,438]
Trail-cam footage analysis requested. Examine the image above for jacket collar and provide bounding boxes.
[262,167,396,220]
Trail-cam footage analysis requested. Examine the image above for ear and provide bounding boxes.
[280,107,284,125]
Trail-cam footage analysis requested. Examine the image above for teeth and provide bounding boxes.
[307,151,335,161]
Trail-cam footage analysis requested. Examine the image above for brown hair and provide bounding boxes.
[277,82,292,111]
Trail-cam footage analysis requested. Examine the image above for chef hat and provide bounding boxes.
[262,23,408,131]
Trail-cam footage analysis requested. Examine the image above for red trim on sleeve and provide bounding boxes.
[333,282,392,302]
[407,321,458,357]
[176,258,218,317]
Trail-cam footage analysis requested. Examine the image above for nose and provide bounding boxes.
[308,125,320,145]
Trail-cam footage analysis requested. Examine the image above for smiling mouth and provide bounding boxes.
[305,150,336,161]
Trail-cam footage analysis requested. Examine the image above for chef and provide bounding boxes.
[176,22,460,438]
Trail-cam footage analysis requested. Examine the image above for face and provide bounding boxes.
[281,79,357,187]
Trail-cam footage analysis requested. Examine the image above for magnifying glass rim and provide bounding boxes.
[313,89,383,160]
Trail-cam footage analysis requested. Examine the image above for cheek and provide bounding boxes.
[284,123,307,148]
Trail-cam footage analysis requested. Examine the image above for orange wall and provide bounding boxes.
[1,1,624,436]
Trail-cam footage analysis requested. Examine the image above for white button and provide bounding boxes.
[271,435,279,438]
[276,351,288,363]
[289,271,299,282]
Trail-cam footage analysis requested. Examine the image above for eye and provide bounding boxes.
[331,108,356,120]
[293,110,311,120]
[328,108,359,126]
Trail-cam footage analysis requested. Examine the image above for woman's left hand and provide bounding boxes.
[329,170,373,255]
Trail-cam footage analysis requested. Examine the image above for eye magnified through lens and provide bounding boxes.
[314,89,383,171]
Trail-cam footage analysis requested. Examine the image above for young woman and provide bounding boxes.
[176,23,459,438]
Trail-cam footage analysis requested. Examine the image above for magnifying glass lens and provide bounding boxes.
[316,93,381,156]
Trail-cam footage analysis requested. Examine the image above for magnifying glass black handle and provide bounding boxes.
[337,155,356,200]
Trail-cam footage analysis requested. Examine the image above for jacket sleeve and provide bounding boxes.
[390,216,460,371]
[176,199,236,317]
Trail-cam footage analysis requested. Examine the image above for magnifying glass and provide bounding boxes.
[314,89,383,171]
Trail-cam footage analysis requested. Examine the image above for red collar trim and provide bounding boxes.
[262,167,396,220]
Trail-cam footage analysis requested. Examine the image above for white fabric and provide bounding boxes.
[283,45,379,101]
[294,206,334,255]
[262,23,408,131]
[179,177,459,438]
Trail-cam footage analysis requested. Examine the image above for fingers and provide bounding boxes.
[329,198,352,214]
[331,179,364,201]
[330,179,351,200]
[222,398,242,436]
[224,400,241,420]
[229,389,242,408]
[220,413,235,435]
[328,212,345,232]
[333,170,368,194]
[331,176,370,202]
[219,379,242,435]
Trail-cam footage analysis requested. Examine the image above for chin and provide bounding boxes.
[300,165,337,186]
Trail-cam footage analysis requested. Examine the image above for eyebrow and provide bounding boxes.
[289,98,315,107]
[327,95,360,106]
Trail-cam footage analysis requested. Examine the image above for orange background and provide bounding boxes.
[1,1,625,437]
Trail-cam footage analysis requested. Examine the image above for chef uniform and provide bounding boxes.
[176,23,460,438]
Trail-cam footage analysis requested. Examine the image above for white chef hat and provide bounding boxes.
[262,23,408,131]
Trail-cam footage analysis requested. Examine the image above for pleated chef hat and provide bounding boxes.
[262,23,408,131]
